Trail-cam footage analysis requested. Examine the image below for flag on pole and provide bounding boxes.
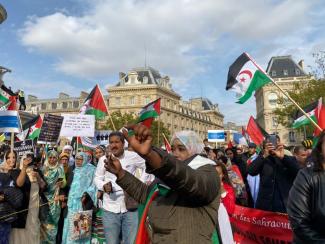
[0,101,11,111]
[138,98,161,128]
[313,98,325,136]
[0,86,11,106]
[162,133,171,153]
[17,115,43,141]
[292,100,318,129]
[226,52,272,104]
[0,110,21,133]
[80,84,108,120]
[246,116,265,146]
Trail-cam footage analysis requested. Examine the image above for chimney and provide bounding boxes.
[298,59,304,70]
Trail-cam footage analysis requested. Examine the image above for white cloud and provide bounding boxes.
[19,0,316,80]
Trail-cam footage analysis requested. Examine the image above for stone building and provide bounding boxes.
[26,66,224,139]
[255,55,310,146]
[107,67,224,138]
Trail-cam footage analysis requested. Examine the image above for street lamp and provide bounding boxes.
[0,4,7,24]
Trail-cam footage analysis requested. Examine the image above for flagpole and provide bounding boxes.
[97,84,116,131]
[162,133,169,146]
[246,53,323,132]
[157,116,160,146]
[10,132,14,155]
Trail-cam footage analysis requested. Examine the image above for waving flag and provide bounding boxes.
[226,52,271,104]
[80,84,108,120]
[138,98,161,128]
[292,100,318,129]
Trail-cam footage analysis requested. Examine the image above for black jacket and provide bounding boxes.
[287,167,325,243]
[247,154,300,213]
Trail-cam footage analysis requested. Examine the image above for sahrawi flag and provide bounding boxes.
[226,52,272,104]
[80,84,108,120]
[17,115,43,141]
[292,100,318,129]
[138,98,161,128]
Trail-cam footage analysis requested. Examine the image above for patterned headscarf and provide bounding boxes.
[171,131,204,157]
[44,150,59,169]
[75,152,88,168]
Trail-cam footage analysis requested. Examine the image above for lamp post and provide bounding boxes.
[0,4,7,24]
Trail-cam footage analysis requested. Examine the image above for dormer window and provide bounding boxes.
[283,69,288,76]
[295,69,300,75]
[271,70,276,77]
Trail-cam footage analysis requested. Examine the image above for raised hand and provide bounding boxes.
[122,124,153,156]
[274,143,285,159]
[104,153,125,179]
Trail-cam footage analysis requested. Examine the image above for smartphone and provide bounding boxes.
[268,135,277,147]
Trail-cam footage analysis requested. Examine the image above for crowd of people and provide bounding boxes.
[0,124,324,243]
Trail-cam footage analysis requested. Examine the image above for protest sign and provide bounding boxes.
[38,113,64,144]
[60,114,95,137]
[94,130,111,145]
[207,130,225,142]
[14,139,34,157]
[230,205,293,244]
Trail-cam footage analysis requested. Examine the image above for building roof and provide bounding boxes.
[117,66,162,86]
[266,55,306,79]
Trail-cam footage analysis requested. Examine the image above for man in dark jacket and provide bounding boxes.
[247,139,300,213]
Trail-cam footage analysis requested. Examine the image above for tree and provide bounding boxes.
[100,111,171,146]
[273,52,325,137]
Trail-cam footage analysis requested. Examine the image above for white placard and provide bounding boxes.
[60,114,95,137]
[207,130,225,142]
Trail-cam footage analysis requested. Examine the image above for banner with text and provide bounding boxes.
[60,114,95,137]
[230,205,293,244]
[38,113,64,144]
[14,139,34,157]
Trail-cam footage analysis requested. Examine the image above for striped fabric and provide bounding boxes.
[0,110,21,133]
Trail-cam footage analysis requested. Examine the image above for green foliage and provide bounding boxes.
[100,111,170,146]
[274,79,325,136]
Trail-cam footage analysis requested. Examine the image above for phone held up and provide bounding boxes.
[268,135,277,148]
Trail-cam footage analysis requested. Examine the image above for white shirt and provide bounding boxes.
[94,150,152,213]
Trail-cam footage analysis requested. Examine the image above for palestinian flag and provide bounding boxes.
[226,52,272,104]
[292,100,318,129]
[313,98,325,136]
[246,116,266,146]
[162,133,171,153]
[80,84,108,120]
[138,98,161,128]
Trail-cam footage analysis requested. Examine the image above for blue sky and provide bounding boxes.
[1,0,325,125]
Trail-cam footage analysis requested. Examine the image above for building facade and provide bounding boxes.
[26,66,224,139]
[255,56,310,146]
[107,67,224,139]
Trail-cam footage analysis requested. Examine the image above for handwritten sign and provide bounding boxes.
[60,114,95,137]
[38,113,63,144]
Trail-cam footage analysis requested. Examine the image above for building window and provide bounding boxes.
[73,101,79,108]
[271,70,276,77]
[283,69,288,76]
[115,97,121,106]
[41,103,47,110]
[268,92,278,108]
[62,102,68,109]
[272,117,278,128]
[51,103,57,110]
[289,131,295,143]
[295,69,301,75]
[130,96,135,105]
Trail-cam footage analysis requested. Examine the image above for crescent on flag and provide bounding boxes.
[239,69,252,79]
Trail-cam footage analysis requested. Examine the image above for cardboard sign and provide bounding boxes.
[38,113,64,144]
[60,114,95,137]
[14,139,34,157]
[230,205,293,244]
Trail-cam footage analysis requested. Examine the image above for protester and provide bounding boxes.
[225,147,247,181]
[63,145,75,167]
[10,153,46,244]
[0,151,23,244]
[293,145,308,167]
[215,161,235,215]
[62,152,97,244]
[94,145,106,166]
[40,150,66,243]
[105,127,220,243]
[208,148,218,161]
[56,152,74,244]
[247,138,300,213]
[94,131,148,244]
[287,131,325,243]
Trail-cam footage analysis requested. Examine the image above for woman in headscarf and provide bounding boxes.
[94,145,106,166]
[105,127,220,244]
[62,152,97,244]
[10,153,47,244]
[0,150,23,244]
[63,145,75,167]
[40,150,66,244]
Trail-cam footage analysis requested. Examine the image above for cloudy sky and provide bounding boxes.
[1,0,324,125]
